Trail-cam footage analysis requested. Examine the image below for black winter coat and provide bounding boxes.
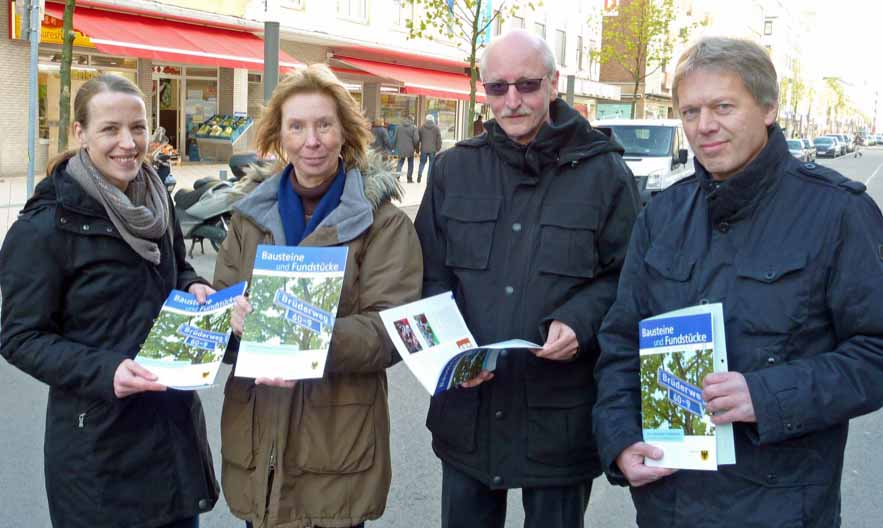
[414,99,641,487]
[593,126,883,527]
[0,162,219,528]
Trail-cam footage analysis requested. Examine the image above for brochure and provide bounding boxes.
[380,292,541,395]
[136,281,247,390]
[639,303,735,470]
[235,245,348,380]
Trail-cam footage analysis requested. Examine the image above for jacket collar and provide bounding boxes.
[234,154,400,245]
[483,98,623,178]
[697,124,788,225]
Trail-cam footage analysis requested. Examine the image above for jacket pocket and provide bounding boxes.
[441,196,501,270]
[524,374,596,467]
[426,386,480,453]
[644,244,695,282]
[733,252,809,334]
[220,376,256,469]
[289,374,379,474]
[536,203,599,278]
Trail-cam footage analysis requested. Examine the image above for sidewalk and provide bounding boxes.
[0,161,427,245]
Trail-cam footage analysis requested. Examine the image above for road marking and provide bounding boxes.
[866,162,883,187]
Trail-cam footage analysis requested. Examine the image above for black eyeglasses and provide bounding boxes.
[482,77,545,96]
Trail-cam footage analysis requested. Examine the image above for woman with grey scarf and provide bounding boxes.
[0,75,219,528]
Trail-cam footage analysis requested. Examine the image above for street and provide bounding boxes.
[3,147,883,527]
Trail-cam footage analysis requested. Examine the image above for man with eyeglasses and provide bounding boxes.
[414,30,640,528]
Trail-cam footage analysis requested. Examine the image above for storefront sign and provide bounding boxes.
[12,9,95,48]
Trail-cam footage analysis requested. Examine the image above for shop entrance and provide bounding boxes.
[151,65,218,159]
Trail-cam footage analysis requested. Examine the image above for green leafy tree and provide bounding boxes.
[404,0,538,128]
[640,349,714,436]
[594,0,693,118]
[58,0,76,152]
[824,77,847,133]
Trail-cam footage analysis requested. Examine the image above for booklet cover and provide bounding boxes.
[639,303,735,470]
[380,292,541,395]
[235,245,348,380]
[136,281,247,390]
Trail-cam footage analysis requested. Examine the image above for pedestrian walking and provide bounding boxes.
[593,36,883,528]
[371,117,392,159]
[417,114,442,183]
[414,30,640,528]
[394,116,419,182]
[212,64,423,528]
[0,74,219,528]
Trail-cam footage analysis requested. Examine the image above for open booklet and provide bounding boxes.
[380,292,541,395]
[136,281,247,390]
[235,245,348,380]
[639,303,736,470]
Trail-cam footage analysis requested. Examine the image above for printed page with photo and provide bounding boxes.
[380,292,541,394]
[235,245,348,380]
[136,281,247,389]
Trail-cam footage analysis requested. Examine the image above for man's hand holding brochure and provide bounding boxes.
[379,292,541,395]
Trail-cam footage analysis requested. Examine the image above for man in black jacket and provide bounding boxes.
[593,37,883,527]
[414,30,640,528]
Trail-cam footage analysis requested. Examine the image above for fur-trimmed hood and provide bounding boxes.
[232,153,401,245]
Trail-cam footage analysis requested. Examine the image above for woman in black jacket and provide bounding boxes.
[0,75,218,528]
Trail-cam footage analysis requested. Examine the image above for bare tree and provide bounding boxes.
[58,0,76,152]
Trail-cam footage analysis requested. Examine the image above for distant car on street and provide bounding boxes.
[801,138,816,161]
[814,136,839,157]
[787,139,811,162]
[837,134,855,153]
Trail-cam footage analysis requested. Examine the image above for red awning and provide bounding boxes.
[43,3,301,71]
[335,56,485,103]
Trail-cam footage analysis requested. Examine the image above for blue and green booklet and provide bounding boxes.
[639,303,736,470]
[136,281,246,390]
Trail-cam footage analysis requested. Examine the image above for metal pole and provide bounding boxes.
[263,20,280,103]
[566,75,575,106]
[26,0,40,197]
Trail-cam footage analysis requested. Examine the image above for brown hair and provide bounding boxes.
[256,63,372,172]
[46,74,147,176]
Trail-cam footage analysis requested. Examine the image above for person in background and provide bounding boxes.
[414,30,639,528]
[417,113,443,183]
[371,117,392,159]
[212,63,423,528]
[473,114,484,136]
[593,36,883,528]
[394,115,419,183]
[0,74,218,528]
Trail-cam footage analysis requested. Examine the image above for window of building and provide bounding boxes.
[280,0,305,8]
[493,15,502,36]
[534,22,546,40]
[338,0,367,21]
[555,30,566,66]
[577,35,584,70]
[511,16,525,29]
[764,19,773,35]
[392,0,413,27]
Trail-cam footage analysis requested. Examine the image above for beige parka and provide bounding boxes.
[213,159,422,527]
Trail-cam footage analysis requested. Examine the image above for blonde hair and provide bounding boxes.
[257,64,372,172]
[47,74,147,176]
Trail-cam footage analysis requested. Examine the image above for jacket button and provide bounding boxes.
[82,224,91,231]
[504,286,514,295]
[492,475,503,485]
[512,222,522,232]
[699,298,710,305]
[105,227,113,233]
[59,217,68,224]
[766,473,778,484]
[764,271,775,280]
[495,410,505,420]
[785,423,793,431]
[197,498,210,511]
[499,349,508,358]
[718,222,730,233]
[767,356,776,366]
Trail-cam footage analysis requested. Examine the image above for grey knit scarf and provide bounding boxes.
[67,149,170,264]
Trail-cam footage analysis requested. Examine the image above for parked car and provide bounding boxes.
[837,134,855,153]
[593,118,694,204]
[814,136,839,157]
[823,135,845,156]
[787,139,810,162]
[800,138,816,161]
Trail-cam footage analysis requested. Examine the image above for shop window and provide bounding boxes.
[90,55,137,69]
[425,98,458,149]
[338,0,367,21]
[380,93,418,126]
[186,67,218,78]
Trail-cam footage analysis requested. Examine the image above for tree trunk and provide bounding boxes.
[467,0,481,136]
[58,0,76,152]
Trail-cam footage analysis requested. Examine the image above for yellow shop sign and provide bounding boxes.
[13,11,95,48]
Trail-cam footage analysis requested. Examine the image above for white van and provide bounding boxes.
[593,118,694,204]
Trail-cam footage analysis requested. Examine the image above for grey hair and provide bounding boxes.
[479,29,557,81]
[672,36,778,112]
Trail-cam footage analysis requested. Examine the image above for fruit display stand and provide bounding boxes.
[194,115,255,162]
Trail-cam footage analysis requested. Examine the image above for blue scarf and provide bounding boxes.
[277,161,347,245]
